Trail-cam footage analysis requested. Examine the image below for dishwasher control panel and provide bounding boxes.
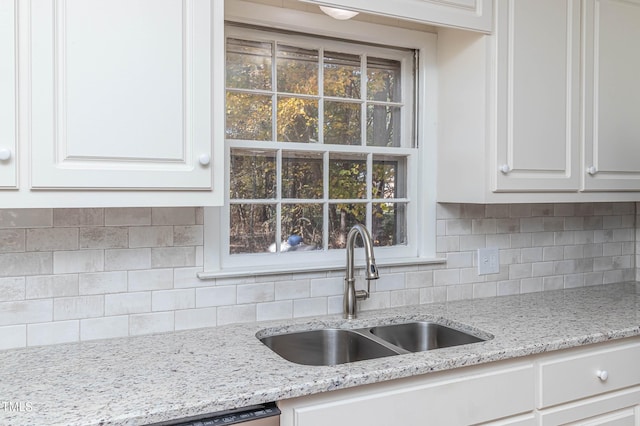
[169,402,280,426]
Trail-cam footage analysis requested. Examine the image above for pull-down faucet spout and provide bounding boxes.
[344,224,379,319]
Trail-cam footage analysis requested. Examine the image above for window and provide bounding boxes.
[204,6,437,275]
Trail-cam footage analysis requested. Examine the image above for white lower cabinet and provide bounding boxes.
[279,360,535,426]
[279,337,640,426]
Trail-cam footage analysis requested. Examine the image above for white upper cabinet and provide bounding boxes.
[437,0,640,202]
[29,0,214,191]
[583,0,640,191]
[0,0,17,189]
[300,0,493,33]
[494,0,581,193]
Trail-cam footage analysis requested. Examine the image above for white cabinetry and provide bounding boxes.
[279,360,535,426]
[2,0,224,207]
[583,0,640,192]
[0,0,17,189]
[437,0,640,202]
[494,0,581,193]
[299,0,493,33]
[536,339,640,425]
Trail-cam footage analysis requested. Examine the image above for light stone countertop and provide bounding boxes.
[2,282,640,425]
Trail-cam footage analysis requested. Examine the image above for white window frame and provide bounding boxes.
[201,0,438,278]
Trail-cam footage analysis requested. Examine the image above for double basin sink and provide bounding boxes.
[259,321,490,366]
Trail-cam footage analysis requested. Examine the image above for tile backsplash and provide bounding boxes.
[0,203,637,350]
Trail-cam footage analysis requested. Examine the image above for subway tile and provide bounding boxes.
[390,289,420,307]
[0,229,25,252]
[327,295,343,315]
[521,247,543,263]
[554,203,575,217]
[445,219,471,236]
[603,216,622,229]
[375,273,405,291]
[293,297,327,317]
[575,203,595,216]
[0,252,52,277]
[584,216,603,230]
[130,312,174,336]
[196,286,236,307]
[104,208,151,226]
[151,247,195,268]
[520,278,543,293]
[174,267,208,288]
[459,235,486,251]
[510,233,532,248]
[574,230,595,245]
[509,263,532,280]
[446,284,473,301]
[237,283,274,304]
[217,304,256,325]
[459,267,483,284]
[471,219,496,235]
[195,207,204,225]
[420,286,447,304]
[500,249,521,265]
[0,209,52,228]
[584,271,604,286]
[277,280,311,299]
[152,289,195,311]
[81,316,129,341]
[257,300,293,321]
[79,227,128,249]
[446,252,473,269]
[151,207,196,225]
[613,202,634,215]
[53,209,103,227]
[563,245,584,260]
[496,218,519,234]
[520,218,544,233]
[128,226,173,248]
[460,204,485,218]
[497,280,520,296]
[433,269,459,286]
[531,204,554,217]
[436,203,461,219]
[175,307,217,330]
[0,299,53,326]
[405,271,433,288]
[602,243,623,257]
[0,325,26,350]
[532,262,554,277]
[310,276,344,297]
[195,246,203,267]
[485,234,510,249]
[105,248,151,271]
[436,235,460,253]
[554,231,575,246]
[174,225,204,246]
[53,295,104,320]
[485,204,510,218]
[564,217,584,231]
[0,277,25,301]
[128,268,173,291]
[27,228,78,251]
[509,204,531,218]
[594,203,614,216]
[26,274,78,299]
[79,271,127,295]
[105,292,151,316]
[542,217,564,232]
[361,291,391,311]
[473,282,496,299]
[531,232,554,247]
[543,276,565,291]
[53,250,104,274]
[27,320,79,346]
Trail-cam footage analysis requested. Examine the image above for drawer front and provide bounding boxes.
[538,341,640,408]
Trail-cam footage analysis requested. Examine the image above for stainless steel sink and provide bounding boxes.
[370,322,485,352]
[259,320,490,366]
[260,329,399,366]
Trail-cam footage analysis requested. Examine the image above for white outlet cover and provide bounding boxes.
[478,248,500,275]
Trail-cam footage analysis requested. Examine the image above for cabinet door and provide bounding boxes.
[583,0,640,191]
[0,0,17,189]
[299,0,493,33]
[29,0,213,190]
[494,0,581,193]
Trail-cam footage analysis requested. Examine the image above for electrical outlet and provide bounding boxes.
[478,248,499,275]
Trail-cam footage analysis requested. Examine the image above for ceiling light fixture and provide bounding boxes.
[319,6,359,20]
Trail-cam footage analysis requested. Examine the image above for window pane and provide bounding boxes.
[226,92,272,141]
[281,204,323,252]
[372,202,407,247]
[324,51,361,99]
[230,204,276,254]
[324,101,361,146]
[230,149,276,199]
[283,151,323,199]
[367,57,401,102]
[277,97,319,143]
[367,105,401,147]
[329,154,367,199]
[329,203,366,249]
[277,44,318,95]
[226,38,272,90]
[372,156,406,199]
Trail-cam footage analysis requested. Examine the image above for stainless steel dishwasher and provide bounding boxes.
[159,402,280,426]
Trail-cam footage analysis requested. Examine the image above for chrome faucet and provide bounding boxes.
[344,224,379,319]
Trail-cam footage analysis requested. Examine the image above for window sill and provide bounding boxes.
[197,256,446,280]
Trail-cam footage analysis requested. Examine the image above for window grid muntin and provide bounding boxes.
[225,26,416,257]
